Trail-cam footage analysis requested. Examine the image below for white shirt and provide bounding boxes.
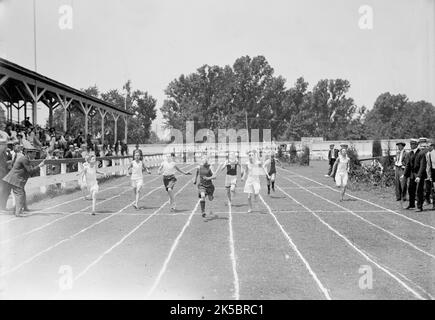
[245,160,262,182]
[161,160,177,176]
[427,150,435,170]
[131,160,143,180]
[395,149,405,167]
[336,156,350,174]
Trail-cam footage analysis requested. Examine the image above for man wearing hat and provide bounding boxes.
[394,141,407,201]
[425,140,435,210]
[325,144,339,177]
[2,145,47,217]
[413,138,429,212]
[404,138,419,209]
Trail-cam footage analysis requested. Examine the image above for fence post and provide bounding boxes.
[60,163,67,189]
[40,165,47,194]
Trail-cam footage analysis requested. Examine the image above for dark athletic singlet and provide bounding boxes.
[226,161,237,176]
[269,158,276,174]
[199,164,213,187]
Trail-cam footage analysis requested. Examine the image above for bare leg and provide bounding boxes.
[247,194,253,213]
[134,186,141,208]
[200,192,206,217]
[168,189,175,210]
[342,185,347,201]
[226,188,231,203]
[91,190,97,214]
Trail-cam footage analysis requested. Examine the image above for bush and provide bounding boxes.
[372,139,382,158]
[299,146,310,166]
[346,145,361,168]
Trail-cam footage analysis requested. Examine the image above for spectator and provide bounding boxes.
[114,140,120,155]
[23,117,32,128]
[121,139,128,156]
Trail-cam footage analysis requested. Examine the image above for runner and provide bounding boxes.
[193,155,216,218]
[330,148,350,201]
[127,150,151,209]
[263,151,282,195]
[242,151,270,213]
[158,152,191,211]
[78,155,105,215]
[217,152,239,205]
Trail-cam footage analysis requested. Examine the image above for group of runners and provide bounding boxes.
[76,149,282,217]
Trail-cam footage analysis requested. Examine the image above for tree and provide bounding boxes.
[161,55,288,140]
[363,93,408,139]
[363,93,435,139]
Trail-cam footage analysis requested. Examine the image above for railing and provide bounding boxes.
[27,153,165,193]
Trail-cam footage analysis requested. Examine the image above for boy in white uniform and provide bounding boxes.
[78,155,105,215]
[330,148,350,201]
[158,152,191,211]
[242,151,270,213]
[128,150,151,209]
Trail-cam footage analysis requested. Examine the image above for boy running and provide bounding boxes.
[128,150,151,209]
[242,151,270,213]
[194,155,216,218]
[78,155,105,215]
[217,152,239,205]
[263,152,282,195]
[158,152,191,211]
[330,148,350,201]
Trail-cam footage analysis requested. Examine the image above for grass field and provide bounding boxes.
[0,161,434,300]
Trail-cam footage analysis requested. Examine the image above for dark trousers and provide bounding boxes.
[9,184,26,215]
[424,180,432,203]
[394,167,407,200]
[0,180,11,210]
[327,158,336,175]
[408,177,416,207]
[416,178,426,209]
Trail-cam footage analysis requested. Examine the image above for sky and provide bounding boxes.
[0,0,434,138]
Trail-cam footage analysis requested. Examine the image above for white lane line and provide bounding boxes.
[0,178,156,245]
[228,201,240,300]
[0,165,192,245]
[0,186,164,278]
[284,177,435,260]
[361,248,434,300]
[276,185,425,300]
[72,176,195,282]
[0,166,195,275]
[259,194,331,300]
[146,200,201,298]
[34,181,131,213]
[279,167,435,232]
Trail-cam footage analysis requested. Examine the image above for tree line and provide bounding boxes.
[50,55,435,144]
[161,55,435,141]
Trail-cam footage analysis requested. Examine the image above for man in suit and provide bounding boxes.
[2,145,46,217]
[426,141,435,210]
[414,138,429,212]
[394,141,407,201]
[404,138,419,209]
[325,144,339,177]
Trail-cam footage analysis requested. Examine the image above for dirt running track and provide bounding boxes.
[0,162,434,300]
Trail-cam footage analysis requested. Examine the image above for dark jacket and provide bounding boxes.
[328,148,339,161]
[414,149,428,179]
[404,149,417,179]
[2,154,40,188]
[0,145,9,179]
